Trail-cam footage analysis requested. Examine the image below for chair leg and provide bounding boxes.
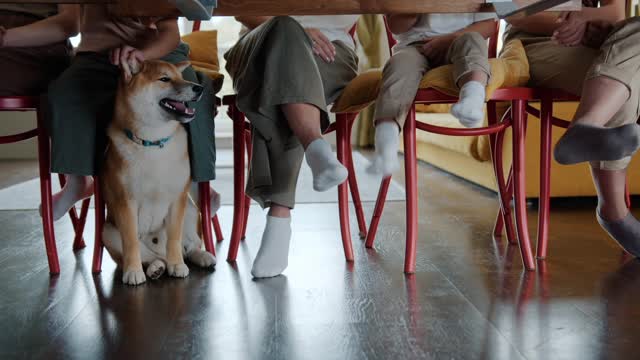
[512,100,536,271]
[36,107,60,275]
[72,199,90,251]
[227,106,246,262]
[199,181,216,257]
[493,125,517,245]
[241,129,252,240]
[365,176,391,248]
[343,114,367,238]
[213,215,224,242]
[92,176,104,274]
[537,98,553,259]
[404,106,418,274]
[57,174,89,250]
[336,117,355,262]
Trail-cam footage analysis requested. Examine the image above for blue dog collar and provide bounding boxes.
[124,129,172,149]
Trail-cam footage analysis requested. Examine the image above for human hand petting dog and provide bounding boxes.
[306,28,336,63]
[552,11,588,47]
[420,34,456,66]
[110,45,145,81]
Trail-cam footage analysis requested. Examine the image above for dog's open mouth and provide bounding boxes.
[159,99,196,122]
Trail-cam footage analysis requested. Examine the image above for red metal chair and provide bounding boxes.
[505,92,631,260]
[223,23,368,264]
[364,20,549,273]
[223,98,365,263]
[0,96,90,275]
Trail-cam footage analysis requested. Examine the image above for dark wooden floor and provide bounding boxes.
[1,155,639,360]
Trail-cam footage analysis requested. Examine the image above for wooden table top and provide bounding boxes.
[0,0,581,16]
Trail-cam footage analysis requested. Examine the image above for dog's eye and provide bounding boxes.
[159,77,171,82]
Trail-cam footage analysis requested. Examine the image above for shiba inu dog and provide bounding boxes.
[101,60,215,285]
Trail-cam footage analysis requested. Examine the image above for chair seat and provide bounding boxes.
[332,39,530,114]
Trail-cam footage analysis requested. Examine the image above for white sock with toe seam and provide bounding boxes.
[44,175,93,221]
[367,122,400,176]
[305,138,348,192]
[451,81,486,128]
[251,215,292,278]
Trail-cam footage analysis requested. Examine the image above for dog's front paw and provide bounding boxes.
[168,263,189,278]
[146,259,166,280]
[122,268,146,285]
[188,250,216,268]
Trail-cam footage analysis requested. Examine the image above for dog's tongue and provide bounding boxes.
[166,100,195,115]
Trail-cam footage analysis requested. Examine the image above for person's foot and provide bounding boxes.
[210,188,221,214]
[41,176,94,221]
[597,210,640,258]
[554,123,640,165]
[190,183,221,214]
[305,138,348,192]
[451,81,486,128]
[251,215,292,278]
[366,121,400,177]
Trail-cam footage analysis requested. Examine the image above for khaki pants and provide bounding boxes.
[225,16,358,209]
[374,32,491,127]
[506,17,640,171]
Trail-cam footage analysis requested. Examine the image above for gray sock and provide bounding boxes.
[596,210,640,258]
[554,123,640,165]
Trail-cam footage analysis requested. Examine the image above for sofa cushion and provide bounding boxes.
[415,112,484,161]
[181,30,224,93]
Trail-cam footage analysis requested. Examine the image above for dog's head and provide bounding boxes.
[122,60,204,124]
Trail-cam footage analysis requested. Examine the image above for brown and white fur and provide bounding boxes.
[101,60,215,285]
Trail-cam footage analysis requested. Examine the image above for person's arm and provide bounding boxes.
[576,0,626,23]
[451,18,495,39]
[111,18,180,81]
[386,14,419,34]
[138,18,180,60]
[506,12,562,36]
[235,16,273,30]
[1,4,79,47]
[507,0,625,37]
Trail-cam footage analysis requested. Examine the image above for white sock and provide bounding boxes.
[305,138,348,192]
[367,122,400,177]
[450,81,486,128]
[190,182,221,214]
[43,175,93,221]
[251,215,292,278]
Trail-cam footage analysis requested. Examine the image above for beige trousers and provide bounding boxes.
[374,32,491,127]
[507,17,640,171]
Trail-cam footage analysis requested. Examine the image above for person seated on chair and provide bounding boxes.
[368,13,496,176]
[0,4,79,96]
[46,4,218,221]
[225,15,360,278]
[505,0,640,258]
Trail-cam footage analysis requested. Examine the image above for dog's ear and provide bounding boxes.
[174,61,191,73]
[130,60,145,77]
[122,60,145,84]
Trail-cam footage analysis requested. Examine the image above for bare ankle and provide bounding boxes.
[269,204,291,218]
[598,203,629,222]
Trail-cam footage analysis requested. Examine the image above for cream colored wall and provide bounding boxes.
[0,112,38,159]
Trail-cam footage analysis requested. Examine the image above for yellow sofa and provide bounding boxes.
[413,103,640,198]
